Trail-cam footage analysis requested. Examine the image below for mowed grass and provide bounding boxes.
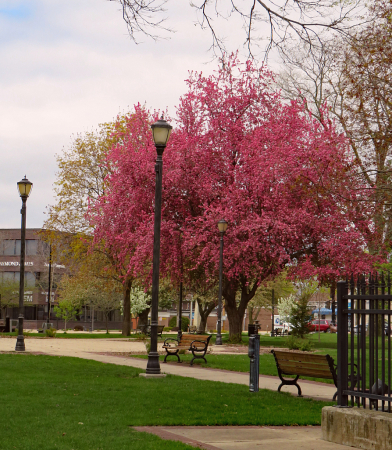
[133,332,339,384]
[0,354,333,450]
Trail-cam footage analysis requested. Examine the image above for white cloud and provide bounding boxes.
[0,0,260,228]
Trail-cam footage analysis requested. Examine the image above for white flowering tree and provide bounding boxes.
[129,287,150,317]
[277,294,297,323]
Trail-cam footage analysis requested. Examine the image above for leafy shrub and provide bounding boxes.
[181,317,190,332]
[74,325,83,331]
[135,333,147,341]
[145,342,151,353]
[163,327,171,331]
[286,335,313,351]
[169,316,190,332]
[298,339,313,352]
[45,328,57,338]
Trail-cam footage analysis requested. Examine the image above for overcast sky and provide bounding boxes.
[0,0,254,229]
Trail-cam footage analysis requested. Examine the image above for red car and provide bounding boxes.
[308,319,331,333]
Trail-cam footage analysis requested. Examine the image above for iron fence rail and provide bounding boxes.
[337,275,392,412]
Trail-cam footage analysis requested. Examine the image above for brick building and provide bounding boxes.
[0,228,66,322]
[0,228,125,330]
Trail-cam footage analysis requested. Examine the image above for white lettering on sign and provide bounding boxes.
[0,261,34,266]
[44,263,65,269]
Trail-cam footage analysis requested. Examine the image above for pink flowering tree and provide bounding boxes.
[89,56,380,342]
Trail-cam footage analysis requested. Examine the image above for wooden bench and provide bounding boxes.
[163,334,212,365]
[271,350,339,399]
[139,325,164,337]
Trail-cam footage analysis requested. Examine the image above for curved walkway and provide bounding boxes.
[0,337,357,450]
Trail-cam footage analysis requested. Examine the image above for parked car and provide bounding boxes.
[308,319,330,333]
[273,322,292,336]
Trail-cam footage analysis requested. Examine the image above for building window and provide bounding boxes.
[0,239,39,256]
[1,240,20,256]
[1,272,19,283]
[0,271,35,287]
[26,240,38,256]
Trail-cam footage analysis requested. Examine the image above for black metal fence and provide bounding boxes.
[337,275,392,411]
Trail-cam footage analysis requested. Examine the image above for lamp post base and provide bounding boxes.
[15,315,25,351]
[15,335,25,352]
[146,351,161,374]
[215,334,223,345]
[139,373,167,378]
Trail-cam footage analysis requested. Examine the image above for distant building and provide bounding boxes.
[0,228,66,321]
[0,228,125,330]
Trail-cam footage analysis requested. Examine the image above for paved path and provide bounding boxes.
[0,337,356,450]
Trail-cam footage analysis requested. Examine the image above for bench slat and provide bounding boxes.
[279,365,334,379]
[273,351,329,363]
[278,360,331,371]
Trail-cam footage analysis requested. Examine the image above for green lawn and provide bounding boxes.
[135,353,337,384]
[0,354,333,450]
[133,332,339,384]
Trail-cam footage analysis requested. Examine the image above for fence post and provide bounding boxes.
[337,280,349,407]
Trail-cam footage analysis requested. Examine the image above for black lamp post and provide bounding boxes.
[146,117,172,375]
[47,243,52,325]
[15,176,33,352]
[216,219,228,346]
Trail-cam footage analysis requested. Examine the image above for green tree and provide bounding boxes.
[290,290,313,339]
[0,280,19,318]
[247,272,295,324]
[54,300,78,331]
[57,273,122,333]
[44,113,136,336]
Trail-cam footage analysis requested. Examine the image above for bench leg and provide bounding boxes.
[277,374,302,397]
[163,350,181,363]
[189,346,208,366]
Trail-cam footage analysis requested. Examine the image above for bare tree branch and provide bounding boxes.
[110,0,366,57]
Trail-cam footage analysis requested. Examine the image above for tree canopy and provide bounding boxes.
[88,55,379,341]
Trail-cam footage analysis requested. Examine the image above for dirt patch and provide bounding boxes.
[94,351,152,357]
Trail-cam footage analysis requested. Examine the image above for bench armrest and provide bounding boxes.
[190,339,208,350]
[163,338,179,347]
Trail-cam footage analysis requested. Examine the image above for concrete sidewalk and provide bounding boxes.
[0,337,356,450]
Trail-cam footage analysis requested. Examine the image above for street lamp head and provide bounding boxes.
[151,117,173,148]
[17,176,33,198]
[217,219,228,234]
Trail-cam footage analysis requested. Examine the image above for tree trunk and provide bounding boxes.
[122,278,132,336]
[248,306,254,325]
[105,311,109,334]
[138,307,150,331]
[224,278,259,343]
[196,299,216,333]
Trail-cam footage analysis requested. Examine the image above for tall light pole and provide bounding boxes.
[15,176,33,352]
[47,244,52,325]
[216,219,228,345]
[146,117,172,375]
